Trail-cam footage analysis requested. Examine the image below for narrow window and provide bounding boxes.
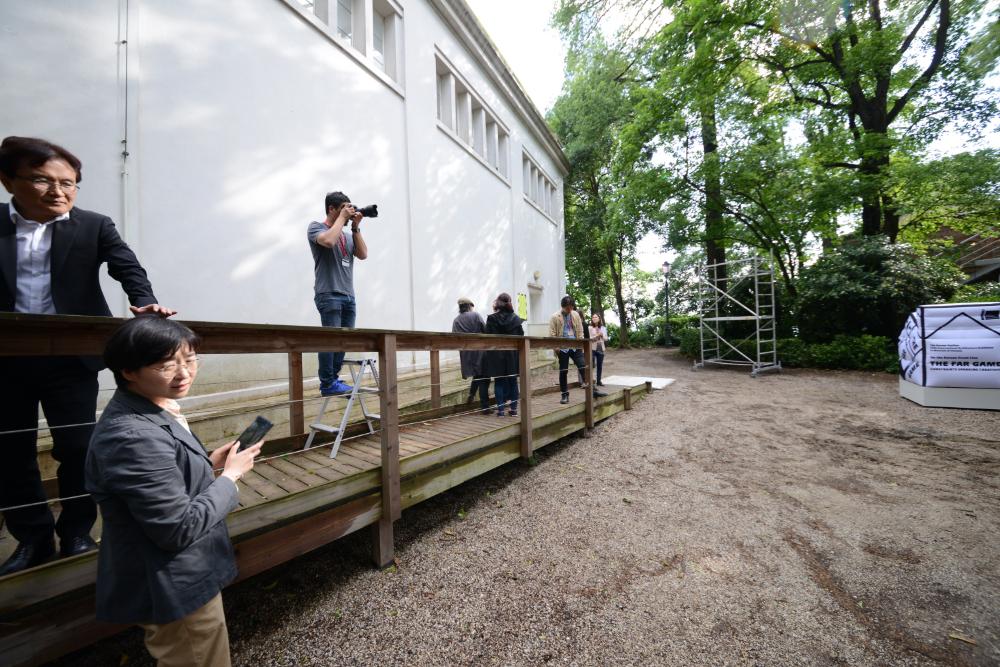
[486,121,498,167]
[498,132,509,177]
[336,0,352,39]
[472,106,486,155]
[437,70,455,129]
[456,88,472,144]
[373,12,386,71]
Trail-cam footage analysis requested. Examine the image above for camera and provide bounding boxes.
[352,204,379,218]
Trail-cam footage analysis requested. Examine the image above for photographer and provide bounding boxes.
[307,191,369,396]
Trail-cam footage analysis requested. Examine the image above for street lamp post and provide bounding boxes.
[661,260,672,347]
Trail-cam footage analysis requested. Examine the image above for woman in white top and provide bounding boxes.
[588,313,609,386]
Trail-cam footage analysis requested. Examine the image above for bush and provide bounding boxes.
[946,281,1000,304]
[677,326,701,358]
[796,236,963,341]
[676,327,898,373]
[782,335,899,373]
[606,315,699,348]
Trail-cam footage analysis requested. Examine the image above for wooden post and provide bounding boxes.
[287,352,304,435]
[430,349,441,409]
[373,334,400,568]
[623,386,633,411]
[584,338,595,429]
[518,338,532,459]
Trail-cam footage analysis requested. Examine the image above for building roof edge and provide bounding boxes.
[430,0,571,176]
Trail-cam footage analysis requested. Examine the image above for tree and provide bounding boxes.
[796,236,963,341]
[740,0,998,241]
[893,149,1000,248]
[557,0,841,295]
[555,0,999,245]
[549,40,664,346]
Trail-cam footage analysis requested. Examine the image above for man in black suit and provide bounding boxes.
[0,136,175,575]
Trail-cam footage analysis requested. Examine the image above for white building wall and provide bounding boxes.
[0,0,568,384]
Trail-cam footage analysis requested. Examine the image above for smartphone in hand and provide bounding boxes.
[235,416,273,452]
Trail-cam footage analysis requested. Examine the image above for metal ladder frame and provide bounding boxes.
[694,256,781,378]
[303,359,380,458]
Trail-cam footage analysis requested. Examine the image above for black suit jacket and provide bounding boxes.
[85,390,240,624]
[0,202,157,316]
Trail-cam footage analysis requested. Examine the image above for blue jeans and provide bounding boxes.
[495,377,519,414]
[315,292,357,388]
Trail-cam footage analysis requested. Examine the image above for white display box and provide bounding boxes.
[899,377,1000,411]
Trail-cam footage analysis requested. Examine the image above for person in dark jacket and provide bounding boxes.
[0,136,175,576]
[484,293,524,417]
[85,317,261,667]
[451,296,489,412]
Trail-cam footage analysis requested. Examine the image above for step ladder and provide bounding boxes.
[304,359,380,458]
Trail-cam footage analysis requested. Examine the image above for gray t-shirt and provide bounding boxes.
[307,221,355,296]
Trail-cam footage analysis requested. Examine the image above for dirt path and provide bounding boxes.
[53,349,1000,666]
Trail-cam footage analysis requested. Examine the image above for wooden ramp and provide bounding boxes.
[0,380,651,667]
[0,313,651,666]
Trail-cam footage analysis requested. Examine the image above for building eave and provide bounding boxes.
[429,0,571,176]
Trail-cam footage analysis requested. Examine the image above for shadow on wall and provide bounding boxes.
[131,1,412,330]
[4,1,552,386]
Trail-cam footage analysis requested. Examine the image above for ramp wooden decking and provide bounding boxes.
[0,314,650,667]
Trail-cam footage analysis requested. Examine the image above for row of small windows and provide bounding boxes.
[291,5,559,221]
[435,56,510,179]
[295,0,401,82]
[523,152,558,219]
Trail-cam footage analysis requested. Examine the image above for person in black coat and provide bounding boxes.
[0,136,175,575]
[484,292,524,417]
[86,316,261,667]
[451,297,489,411]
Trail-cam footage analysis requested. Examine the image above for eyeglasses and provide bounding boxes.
[151,357,201,377]
[16,176,79,193]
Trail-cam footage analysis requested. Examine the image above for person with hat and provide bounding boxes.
[451,296,489,413]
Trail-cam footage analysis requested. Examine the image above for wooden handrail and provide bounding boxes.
[0,312,577,354]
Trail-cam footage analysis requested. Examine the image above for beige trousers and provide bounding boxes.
[140,593,232,667]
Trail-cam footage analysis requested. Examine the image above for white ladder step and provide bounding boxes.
[309,423,341,433]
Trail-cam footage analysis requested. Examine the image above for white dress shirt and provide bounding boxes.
[10,201,69,314]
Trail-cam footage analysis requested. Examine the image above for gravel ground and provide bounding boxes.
[52,349,1000,666]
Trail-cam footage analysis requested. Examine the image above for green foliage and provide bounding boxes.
[554,0,1000,263]
[548,39,668,345]
[676,328,898,373]
[553,0,999,346]
[677,326,701,358]
[895,150,1000,248]
[779,336,900,373]
[946,282,1000,304]
[795,236,962,341]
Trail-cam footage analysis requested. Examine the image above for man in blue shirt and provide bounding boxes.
[307,191,369,395]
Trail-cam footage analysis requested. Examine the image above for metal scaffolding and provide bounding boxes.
[694,256,781,378]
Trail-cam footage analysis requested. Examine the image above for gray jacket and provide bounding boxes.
[452,310,486,378]
[85,390,239,624]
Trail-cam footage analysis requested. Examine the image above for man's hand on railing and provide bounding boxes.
[129,303,177,318]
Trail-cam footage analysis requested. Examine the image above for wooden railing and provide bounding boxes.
[0,312,593,565]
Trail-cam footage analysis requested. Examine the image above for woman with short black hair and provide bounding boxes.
[86,316,260,667]
[484,293,524,417]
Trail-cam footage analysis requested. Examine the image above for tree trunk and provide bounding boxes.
[701,100,728,288]
[882,190,900,242]
[592,281,604,323]
[607,247,629,347]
